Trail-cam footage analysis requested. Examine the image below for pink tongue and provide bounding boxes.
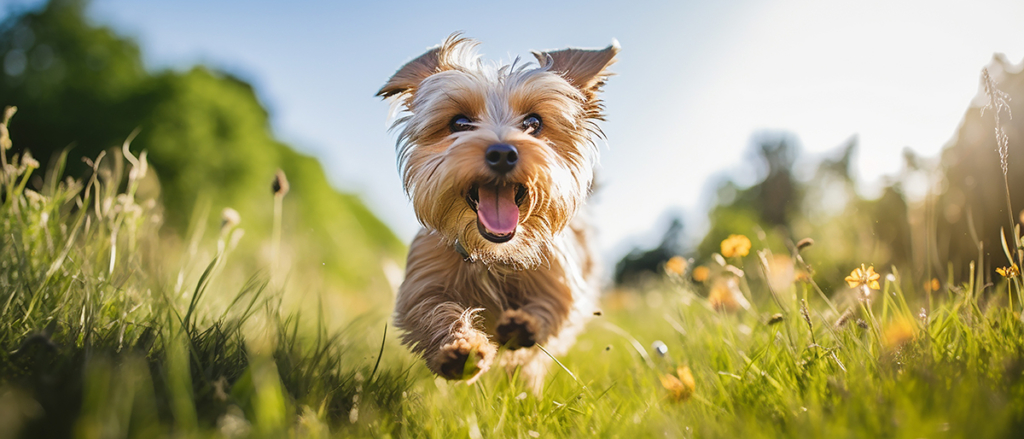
[477,184,519,235]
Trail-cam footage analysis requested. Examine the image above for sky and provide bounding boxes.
[4,0,1024,260]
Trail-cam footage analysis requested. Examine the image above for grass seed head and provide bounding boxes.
[21,151,38,170]
[272,169,290,197]
[800,299,814,343]
[221,207,241,231]
[796,237,814,251]
[981,68,1012,175]
[834,308,854,329]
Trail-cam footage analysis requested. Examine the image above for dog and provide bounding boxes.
[377,34,617,392]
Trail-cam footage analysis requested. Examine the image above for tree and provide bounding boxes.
[0,0,403,291]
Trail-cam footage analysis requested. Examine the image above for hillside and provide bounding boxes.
[0,0,405,293]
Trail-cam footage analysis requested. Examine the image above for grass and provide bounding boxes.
[2,104,1024,439]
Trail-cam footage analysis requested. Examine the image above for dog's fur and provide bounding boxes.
[378,34,617,391]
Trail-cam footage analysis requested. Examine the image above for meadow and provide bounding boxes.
[3,94,1024,439]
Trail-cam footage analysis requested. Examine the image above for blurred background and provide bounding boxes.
[3,0,1024,294]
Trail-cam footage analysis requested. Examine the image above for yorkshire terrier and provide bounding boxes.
[377,34,617,391]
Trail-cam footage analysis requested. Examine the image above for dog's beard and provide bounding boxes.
[404,132,591,269]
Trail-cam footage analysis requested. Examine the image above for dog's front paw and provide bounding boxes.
[434,331,496,382]
[496,309,543,350]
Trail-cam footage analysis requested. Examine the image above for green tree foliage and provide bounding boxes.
[0,0,150,167]
[696,134,803,258]
[622,133,916,293]
[614,217,685,285]
[0,0,403,291]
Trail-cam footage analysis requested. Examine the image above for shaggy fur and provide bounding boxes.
[378,34,617,392]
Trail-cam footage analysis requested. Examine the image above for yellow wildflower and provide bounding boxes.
[996,264,1020,278]
[845,264,880,290]
[882,317,916,351]
[720,234,751,258]
[659,366,696,402]
[766,254,794,293]
[692,266,710,283]
[924,278,940,293]
[794,271,810,283]
[708,278,750,312]
[664,256,688,276]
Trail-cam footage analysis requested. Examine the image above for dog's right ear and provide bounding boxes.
[377,33,477,100]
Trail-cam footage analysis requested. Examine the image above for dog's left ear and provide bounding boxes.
[532,40,619,93]
[377,33,477,100]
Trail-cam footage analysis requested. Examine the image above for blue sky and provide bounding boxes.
[4,0,1024,260]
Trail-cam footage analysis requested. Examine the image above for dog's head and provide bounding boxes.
[379,34,617,268]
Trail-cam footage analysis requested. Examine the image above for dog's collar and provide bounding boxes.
[454,239,471,261]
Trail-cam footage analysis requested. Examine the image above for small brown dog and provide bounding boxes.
[378,34,617,391]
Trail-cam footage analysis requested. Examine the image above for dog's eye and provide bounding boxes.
[449,115,475,133]
[522,114,542,135]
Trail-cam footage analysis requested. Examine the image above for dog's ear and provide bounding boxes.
[377,33,477,100]
[532,40,619,93]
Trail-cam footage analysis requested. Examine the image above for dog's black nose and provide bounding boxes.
[485,143,518,174]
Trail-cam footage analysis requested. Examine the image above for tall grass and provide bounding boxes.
[0,107,410,438]
[1,82,1024,439]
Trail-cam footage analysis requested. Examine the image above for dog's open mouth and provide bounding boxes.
[466,183,527,243]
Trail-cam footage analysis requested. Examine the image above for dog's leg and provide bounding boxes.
[497,225,594,351]
[397,295,496,382]
[495,275,571,350]
[395,231,497,382]
[498,223,597,395]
